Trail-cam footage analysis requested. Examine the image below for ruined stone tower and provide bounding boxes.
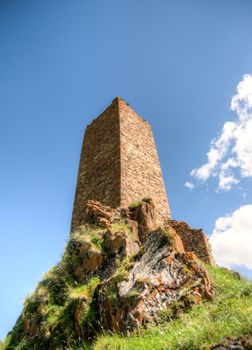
[71,97,170,232]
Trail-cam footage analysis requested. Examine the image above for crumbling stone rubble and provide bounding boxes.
[169,219,216,265]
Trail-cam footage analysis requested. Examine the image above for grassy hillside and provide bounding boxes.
[2,224,251,350]
[92,265,252,350]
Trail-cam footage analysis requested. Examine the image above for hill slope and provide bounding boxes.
[93,265,252,350]
[2,200,252,350]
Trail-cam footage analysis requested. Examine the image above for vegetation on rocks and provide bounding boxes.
[3,262,251,350]
[3,225,106,350]
[2,200,252,350]
[93,265,252,350]
[129,196,152,210]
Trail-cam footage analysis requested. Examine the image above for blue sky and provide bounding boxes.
[1,0,252,341]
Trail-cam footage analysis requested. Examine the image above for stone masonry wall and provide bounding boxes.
[71,97,171,232]
[119,99,171,224]
[71,101,121,232]
[70,97,215,266]
[169,219,216,265]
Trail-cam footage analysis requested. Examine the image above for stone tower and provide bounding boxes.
[71,97,170,232]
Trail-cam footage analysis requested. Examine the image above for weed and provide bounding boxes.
[91,237,102,249]
[69,277,100,302]
[128,197,152,210]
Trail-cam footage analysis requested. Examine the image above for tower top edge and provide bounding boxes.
[87,97,151,128]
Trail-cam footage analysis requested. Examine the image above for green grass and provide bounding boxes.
[110,222,132,235]
[2,235,251,350]
[113,256,134,281]
[128,201,142,210]
[69,277,100,301]
[128,196,151,210]
[92,265,252,350]
[71,226,104,250]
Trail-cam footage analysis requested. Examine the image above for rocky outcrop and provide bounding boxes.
[95,228,213,334]
[4,199,215,350]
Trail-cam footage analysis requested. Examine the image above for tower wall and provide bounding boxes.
[119,99,170,224]
[71,97,170,232]
[71,102,121,232]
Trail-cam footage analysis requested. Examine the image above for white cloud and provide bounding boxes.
[184,181,195,190]
[231,74,252,120]
[218,158,239,191]
[189,74,252,191]
[210,204,252,270]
